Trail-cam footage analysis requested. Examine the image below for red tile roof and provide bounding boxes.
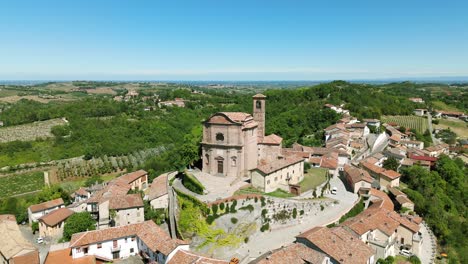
[167,250,228,264]
[344,165,374,185]
[253,93,267,98]
[12,251,40,264]
[368,188,394,211]
[29,198,64,213]
[320,152,338,170]
[148,173,169,200]
[70,221,187,256]
[38,208,74,227]
[256,243,328,264]
[296,226,374,264]
[115,170,147,185]
[260,134,283,145]
[108,194,143,209]
[74,187,88,197]
[44,247,103,264]
[380,169,401,180]
[256,156,304,175]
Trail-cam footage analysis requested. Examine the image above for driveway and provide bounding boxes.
[19,225,50,263]
[235,176,358,263]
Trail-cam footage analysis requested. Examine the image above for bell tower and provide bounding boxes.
[253,94,266,139]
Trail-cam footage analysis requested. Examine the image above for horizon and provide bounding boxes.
[1,0,468,80]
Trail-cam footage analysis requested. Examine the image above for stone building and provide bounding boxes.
[201,94,304,193]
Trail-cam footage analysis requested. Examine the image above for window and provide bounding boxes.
[130,248,134,253]
[217,160,223,174]
[231,157,237,167]
[216,133,224,141]
[267,180,270,185]
[256,100,262,109]
[83,247,88,254]
[97,243,102,249]
[205,154,210,165]
[274,177,278,182]
[132,236,136,241]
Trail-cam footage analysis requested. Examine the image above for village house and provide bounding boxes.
[343,164,375,193]
[201,94,305,194]
[345,123,370,138]
[388,187,415,211]
[69,221,189,263]
[159,98,186,108]
[72,187,90,203]
[253,243,331,264]
[400,140,424,150]
[146,172,170,210]
[413,109,427,116]
[28,198,65,224]
[113,170,149,191]
[363,118,381,128]
[324,104,350,115]
[38,208,74,238]
[296,226,375,264]
[424,143,449,157]
[167,250,229,264]
[0,215,40,264]
[360,161,400,191]
[45,242,108,264]
[435,110,464,119]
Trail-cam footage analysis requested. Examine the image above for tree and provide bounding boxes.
[63,212,96,241]
[383,157,399,171]
[36,185,71,205]
[84,176,103,187]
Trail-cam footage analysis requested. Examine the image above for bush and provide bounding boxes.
[254,197,258,203]
[239,204,254,212]
[261,209,268,218]
[303,162,311,172]
[260,223,269,232]
[292,208,297,219]
[231,217,238,224]
[300,210,304,215]
[31,221,39,233]
[225,204,230,213]
[320,205,324,211]
[181,172,205,195]
[408,256,421,264]
[211,204,218,215]
[219,202,225,211]
[230,200,237,213]
[244,237,249,243]
[260,197,266,207]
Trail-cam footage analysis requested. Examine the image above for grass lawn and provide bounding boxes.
[59,172,120,193]
[432,100,463,112]
[235,186,294,198]
[299,168,328,192]
[0,171,44,198]
[435,119,468,138]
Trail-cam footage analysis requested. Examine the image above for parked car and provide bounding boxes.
[400,249,413,257]
[331,187,337,195]
[36,237,44,244]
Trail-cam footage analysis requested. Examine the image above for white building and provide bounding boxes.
[69,221,189,263]
[28,198,65,224]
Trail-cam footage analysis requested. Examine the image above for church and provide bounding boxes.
[201,94,304,193]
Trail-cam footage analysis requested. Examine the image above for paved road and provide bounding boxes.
[427,112,438,144]
[19,225,50,264]
[236,176,358,263]
[419,222,437,264]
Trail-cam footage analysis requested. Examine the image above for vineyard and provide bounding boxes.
[381,115,428,133]
[0,118,67,143]
[50,147,164,183]
[0,171,44,198]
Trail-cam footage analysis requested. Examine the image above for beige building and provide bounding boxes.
[343,164,374,193]
[147,172,172,210]
[0,215,40,264]
[28,198,65,224]
[201,94,304,193]
[38,208,74,238]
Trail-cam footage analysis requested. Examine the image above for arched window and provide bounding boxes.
[256,100,262,109]
[216,133,224,141]
[205,154,210,165]
[231,156,237,167]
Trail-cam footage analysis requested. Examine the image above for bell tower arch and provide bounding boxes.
[253,94,266,139]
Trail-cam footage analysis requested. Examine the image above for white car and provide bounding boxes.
[36,237,44,244]
[331,187,337,195]
[400,249,413,257]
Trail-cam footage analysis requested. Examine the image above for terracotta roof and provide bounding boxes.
[70,221,188,256]
[39,208,74,227]
[425,143,449,152]
[409,154,437,162]
[148,173,169,200]
[44,247,100,264]
[324,123,346,132]
[220,112,251,122]
[345,123,367,129]
[11,251,40,264]
[167,250,228,264]
[387,211,420,233]
[74,187,88,197]
[320,152,338,170]
[0,214,38,261]
[114,170,147,185]
[380,169,401,180]
[387,187,405,197]
[360,161,385,175]
[108,194,143,209]
[260,134,283,145]
[255,243,328,264]
[296,226,374,264]
[87,181,130,204]
[309,157,322,164]
[29,198,64,213]
[368,188,394,211]
[252,93,267,98]
[396,195,414,206]
[256,156,304,175]
[344,165,374,185]
[341,206,400,236]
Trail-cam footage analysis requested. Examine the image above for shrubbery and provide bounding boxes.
[181,172,205,195]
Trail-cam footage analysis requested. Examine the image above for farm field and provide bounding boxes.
[435,119,468,138]
[0,171,44,198]
[0,118,67,143]
[382,115,428,133]
[432,100,464,112]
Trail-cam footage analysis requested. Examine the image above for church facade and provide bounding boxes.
[201,94,305,193]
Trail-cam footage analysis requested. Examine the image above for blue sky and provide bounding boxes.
[0,0,467,80]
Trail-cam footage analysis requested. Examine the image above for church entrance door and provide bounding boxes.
[217,160,223,174]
